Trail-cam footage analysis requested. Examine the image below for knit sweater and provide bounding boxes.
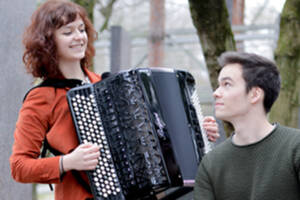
[194,124,300,200]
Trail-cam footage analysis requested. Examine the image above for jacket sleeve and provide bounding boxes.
[10,88,61,184]
[194,157,216,200]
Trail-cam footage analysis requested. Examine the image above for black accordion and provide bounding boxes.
[66,68,211,200]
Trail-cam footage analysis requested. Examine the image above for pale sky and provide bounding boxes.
[246,0,285,12]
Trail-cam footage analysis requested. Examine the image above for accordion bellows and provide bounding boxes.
[67,68,211,200]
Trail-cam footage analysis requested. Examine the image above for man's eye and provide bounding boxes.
[224,82,231,87]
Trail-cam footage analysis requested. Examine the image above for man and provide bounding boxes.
[194,51,300,200]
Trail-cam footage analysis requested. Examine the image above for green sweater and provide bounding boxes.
[194,124,300,200]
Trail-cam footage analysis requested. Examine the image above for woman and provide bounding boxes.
[10,1,100,199]
[10,0,220,200]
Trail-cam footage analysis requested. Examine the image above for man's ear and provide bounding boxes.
[249,87,264,104]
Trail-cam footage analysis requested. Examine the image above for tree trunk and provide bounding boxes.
[188,0,236,90]
[188,0,236,136]
[269,0,300,128]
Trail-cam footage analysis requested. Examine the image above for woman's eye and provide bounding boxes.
[63,32,72,36]
[79,29,86,33]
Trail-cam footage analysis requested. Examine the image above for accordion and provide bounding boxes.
[66,68,211,200]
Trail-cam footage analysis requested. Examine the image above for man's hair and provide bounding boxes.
[218,51,281,113]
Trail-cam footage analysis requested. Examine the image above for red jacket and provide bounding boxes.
[10,68,101,200]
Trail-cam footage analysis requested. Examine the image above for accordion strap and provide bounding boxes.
[71,170,92,194]
[23,78,83,102]
[41,137,62,158]
[41,136,92,194]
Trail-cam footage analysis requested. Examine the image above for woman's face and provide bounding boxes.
[54,15,88,63]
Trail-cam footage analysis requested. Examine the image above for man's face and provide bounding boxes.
[213,63,252,122]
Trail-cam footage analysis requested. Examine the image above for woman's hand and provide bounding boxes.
[62,143,100,172]
[202,116,220,142]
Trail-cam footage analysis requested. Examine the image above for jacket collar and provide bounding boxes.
[83,67,101,83]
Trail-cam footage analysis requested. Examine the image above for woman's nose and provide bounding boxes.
[74,30,84,40]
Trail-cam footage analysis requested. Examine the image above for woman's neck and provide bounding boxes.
[58,60,85,80]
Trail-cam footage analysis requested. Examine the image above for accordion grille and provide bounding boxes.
[190,90,212,154]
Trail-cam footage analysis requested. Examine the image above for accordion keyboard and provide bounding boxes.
[70,90,124,199]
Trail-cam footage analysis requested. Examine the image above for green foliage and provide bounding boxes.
[72,0,96,23]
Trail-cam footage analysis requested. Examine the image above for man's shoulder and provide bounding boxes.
[277,124,300,134]
[276,124,300,140]
[202,138,233,162]
[212,138,232,151]
[273,124,300,150]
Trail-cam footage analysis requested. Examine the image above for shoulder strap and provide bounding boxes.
[23,78,83,102]
[41,137,61,191]
[23,78,82,159]
[41,138,92,193]
[71,171,92,194]
[41,137,62,158]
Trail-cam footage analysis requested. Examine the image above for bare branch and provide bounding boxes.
[97,0,118,32]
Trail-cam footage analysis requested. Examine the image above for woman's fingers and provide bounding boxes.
[64,143,100,171]
[202,116,220,142]
[83,150,100,161]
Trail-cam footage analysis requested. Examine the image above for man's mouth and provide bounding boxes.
[215,102,224,107]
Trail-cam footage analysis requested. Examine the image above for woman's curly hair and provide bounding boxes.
[23,0,97,78]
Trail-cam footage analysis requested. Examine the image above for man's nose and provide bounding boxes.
[213,87,221,99]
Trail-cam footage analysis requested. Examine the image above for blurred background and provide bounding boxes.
[36,0,285,199]
[0,0,286,199]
